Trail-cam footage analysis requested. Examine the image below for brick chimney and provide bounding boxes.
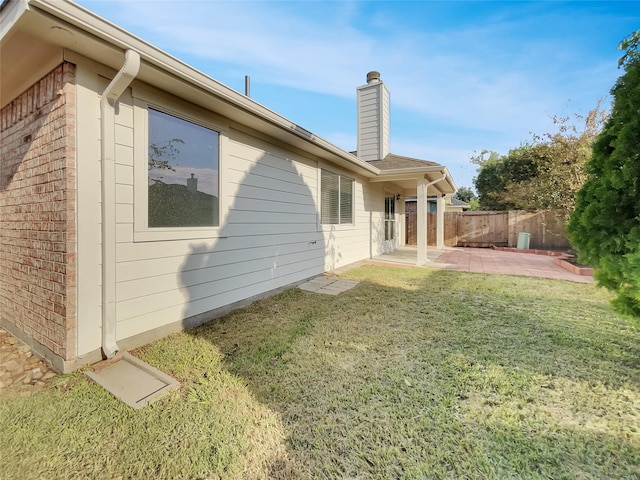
[187,173,198,194]
[357,71,390,161]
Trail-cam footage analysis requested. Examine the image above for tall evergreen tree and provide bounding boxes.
[568,31,640,315]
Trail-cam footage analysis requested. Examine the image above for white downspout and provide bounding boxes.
[100,50,140,358]
[417,173,447,265]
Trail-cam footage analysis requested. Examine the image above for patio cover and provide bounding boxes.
[368,154,456,265]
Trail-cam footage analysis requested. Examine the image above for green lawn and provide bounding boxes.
[1,267,639,479]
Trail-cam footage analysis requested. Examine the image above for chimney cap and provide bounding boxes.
[366,71,381,84]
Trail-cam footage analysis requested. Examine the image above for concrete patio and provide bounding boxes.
[369,246,445,266]
[368,246,593,283]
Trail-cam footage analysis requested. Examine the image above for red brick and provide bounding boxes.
[0,63,77,360]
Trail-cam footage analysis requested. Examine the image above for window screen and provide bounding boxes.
[321,169,353,225]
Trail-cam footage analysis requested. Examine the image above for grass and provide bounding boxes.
[1,266,639,479]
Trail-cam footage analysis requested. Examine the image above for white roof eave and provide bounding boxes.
[375,165,446,176]
[23,0,380,178]
[370,166,457,193]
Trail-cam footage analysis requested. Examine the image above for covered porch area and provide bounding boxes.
[367,155,457,266]
[371,245,446,265]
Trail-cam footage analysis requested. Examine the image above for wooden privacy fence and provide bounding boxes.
[449,211,508,247]
[413,210,570,249]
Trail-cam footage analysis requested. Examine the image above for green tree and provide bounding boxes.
[454,186,476,203]
[471,150,504,210]
[467,198,481,211]
[472,106,605,215]
[453,186,480,210]
[503,107,604,218]
[472,149,537,210]
[568,31,640,316]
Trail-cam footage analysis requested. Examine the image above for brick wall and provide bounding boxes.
[0,63,77,362]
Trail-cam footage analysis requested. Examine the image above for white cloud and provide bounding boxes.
[82,0,626,190]
[89,0,614,136]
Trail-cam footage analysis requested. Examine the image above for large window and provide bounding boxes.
[321,169,353,225]
[148,108,219,228]
[385,195,395,240]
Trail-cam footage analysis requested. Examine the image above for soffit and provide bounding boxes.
[367,153,457,194]
[372,174,456,195]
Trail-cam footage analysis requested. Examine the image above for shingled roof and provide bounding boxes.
[449,197,470,207]
[365,153,441,171]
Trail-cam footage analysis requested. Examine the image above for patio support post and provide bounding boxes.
[436,194,445,249]
[417,178,428,265]
[418,173,447,265]
[398,193,405,246]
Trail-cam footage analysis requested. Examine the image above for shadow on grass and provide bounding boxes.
[424,269,640,387]
[177,265,640,478]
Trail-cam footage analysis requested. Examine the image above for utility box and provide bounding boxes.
[517,232,531,250]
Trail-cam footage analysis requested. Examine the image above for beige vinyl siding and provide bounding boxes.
[322,169,384,271]
[74,61,389,354]
[110,98,325,341]
[115,230,321,263]
[114,88,135,252]
[75,63,140,356]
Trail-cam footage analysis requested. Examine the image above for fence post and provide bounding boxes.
[508,211,517,247]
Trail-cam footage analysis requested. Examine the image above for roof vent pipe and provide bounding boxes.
[245,75,250,97]
[366,71,381,84]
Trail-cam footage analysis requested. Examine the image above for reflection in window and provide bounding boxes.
[148,109,219,227]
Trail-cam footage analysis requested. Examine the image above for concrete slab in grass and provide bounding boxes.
[86,353,179,409]
[299,275,359,295]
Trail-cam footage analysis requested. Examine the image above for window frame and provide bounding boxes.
[384,194,395,241]
[133,94,227,242]
[320,168,355,227]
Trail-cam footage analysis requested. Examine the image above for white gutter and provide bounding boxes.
[372,166,457,192]
[424,173,447,193]
[377,166,446,175]
[100,49,140,358]
[28,0,380,177]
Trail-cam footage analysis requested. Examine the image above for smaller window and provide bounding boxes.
[385,195,395,240]
[321,169,354,225]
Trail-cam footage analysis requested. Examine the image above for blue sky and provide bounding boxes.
[78,0,638,190]
[148,108,219,195]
